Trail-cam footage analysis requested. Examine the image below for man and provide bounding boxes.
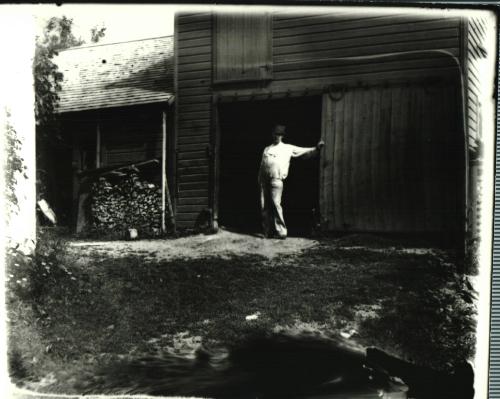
[258,124,324,239]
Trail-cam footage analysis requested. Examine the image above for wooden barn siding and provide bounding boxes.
[272,12,461,84]
[463,16,487,237]
[464,17,486,149]
[175,11,462,228]
[176,14,214,227]
[321,82,462,233]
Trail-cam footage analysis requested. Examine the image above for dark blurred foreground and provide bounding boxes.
[79,333,473,399]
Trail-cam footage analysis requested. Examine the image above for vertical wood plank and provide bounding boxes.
[370,86,382,230]
[319,94,330,227]
[388,86,400,231]
[328,98,335,228]
[350,88,361,229]
[333,91,345,230]
[391,85,410,231]
[162,110,167,233]
[379,86,392,232]
[453,83,465,236]
[353,87,362,229]
[421,84,433,231]
[439,84,449,233]
[433,84,446,233]
[398,85,411,231]
[412,86,425,232]
[359,87,372,229]
[212,99,221,231]
[342,90,354,230]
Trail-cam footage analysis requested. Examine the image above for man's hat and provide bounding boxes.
[273,124,286,136]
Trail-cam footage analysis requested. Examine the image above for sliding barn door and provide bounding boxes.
[320,81,464,234]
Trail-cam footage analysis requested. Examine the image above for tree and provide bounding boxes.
[91,25,107,43]
[43,16,85,52]
[34,16,106,223]
[34,16,85,126]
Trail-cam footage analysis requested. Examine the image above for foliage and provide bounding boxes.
[3,113,27,219]
[34,44,63,127]
[43,16,85,52]
[91,25,107,43]
[34,16,106,219]
[35,16,106,126]
[6,229,71,308]
[34,16,84,126]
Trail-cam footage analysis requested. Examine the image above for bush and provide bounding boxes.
[6,229,73,384]
[6,229,71,308]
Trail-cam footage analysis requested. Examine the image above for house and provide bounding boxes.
[54,36,175,233]
[173,8,489,242]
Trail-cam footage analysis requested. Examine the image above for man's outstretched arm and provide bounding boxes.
[290,141,325,158]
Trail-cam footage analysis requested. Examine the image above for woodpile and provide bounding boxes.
[89,171,162,238]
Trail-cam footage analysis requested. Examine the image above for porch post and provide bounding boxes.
[210,96,220,232]
[162,109,167,233]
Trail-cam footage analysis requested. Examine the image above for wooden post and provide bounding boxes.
[71,133,82,231]
[96,122,101,168]
[162,110,167,233]
[210,98,221,233]
[162,109,176,234]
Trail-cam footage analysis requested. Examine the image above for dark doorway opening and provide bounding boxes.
[218,96,322,236]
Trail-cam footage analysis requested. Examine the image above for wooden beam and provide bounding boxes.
[162,109,176,234]
[211,97,221,232]
[162,110,167,233]
[76,158,159,178]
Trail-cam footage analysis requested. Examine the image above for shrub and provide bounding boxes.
[6,229,71,308]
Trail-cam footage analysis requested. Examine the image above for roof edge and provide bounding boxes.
[58,35,174,52]
[55,94,175,114]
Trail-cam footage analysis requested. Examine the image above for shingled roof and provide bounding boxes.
[54,36,173,113]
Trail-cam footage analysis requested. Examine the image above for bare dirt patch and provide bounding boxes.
[67,229,319,261]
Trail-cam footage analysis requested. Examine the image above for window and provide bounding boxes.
[214,12,272,83]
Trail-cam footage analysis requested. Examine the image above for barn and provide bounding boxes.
[173,8,488,243]
[54,36,175,233]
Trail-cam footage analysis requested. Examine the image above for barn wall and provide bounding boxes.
[272,11,461,84]
[463,16,488,237]
[463,16,487,150]
[175,10,463,228]
[176,13,214,227]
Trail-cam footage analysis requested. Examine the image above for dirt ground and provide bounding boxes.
[67,229,439,262]
[67,229,320,261]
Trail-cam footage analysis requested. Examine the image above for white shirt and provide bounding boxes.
[259,142,316,180]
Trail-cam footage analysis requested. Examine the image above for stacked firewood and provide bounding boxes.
[89,172,162,238]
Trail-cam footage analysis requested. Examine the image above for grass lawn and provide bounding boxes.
[6,232,476,395]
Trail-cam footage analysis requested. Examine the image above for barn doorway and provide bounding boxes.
[218,96,322,236]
